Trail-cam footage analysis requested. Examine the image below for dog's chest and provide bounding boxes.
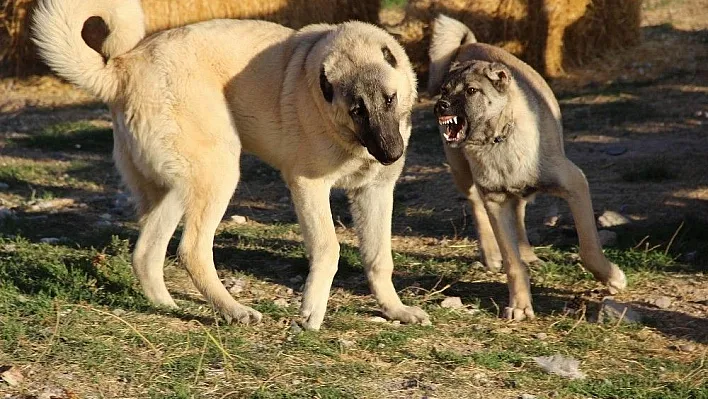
[464,143,539,195]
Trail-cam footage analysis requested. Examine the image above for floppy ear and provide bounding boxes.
[485,62,512,92]
[319,66,334,103]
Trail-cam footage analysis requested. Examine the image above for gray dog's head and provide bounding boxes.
[317,23,417,165]
[433,60,512,148]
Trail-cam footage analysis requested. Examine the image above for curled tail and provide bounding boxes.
[31,0,145,102]
[427,14,477,95]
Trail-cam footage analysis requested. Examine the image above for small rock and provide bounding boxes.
[520,394,537,399]
[230,215,247,224]
[38,387,67,399]
[533,354,586,380]
[95,220,113,228]
[464,308,480,315]
[99,213,112,220]
[289,275,304,284]
[605,145,628,156]
[596,299,642,324]
[289,321,303,334]
[223,277,247,295]
[112,308,126,317]
[678,343,696,353]
[535,332,548,340]
[369,316,388,323]
[653,296,672,309]
[598,210,630,228]
[544,203,561,227]
[598,230,618,247]
[1,365,24,386]
[391,320,401,327]
[273,298,289,308]
[40,237,61,244]
[278,196,290,203]
[0,182,9,190]
[338,338,356,349]
[74,144,82,149]
[440,296,464,309]
[285,288,294,296]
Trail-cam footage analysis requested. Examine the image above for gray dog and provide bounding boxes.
[428,15,627,320]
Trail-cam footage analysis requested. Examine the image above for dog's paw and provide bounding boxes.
[222,304,263,325]
[521,251,541,265]
[605,263,627,295]
[484,258,504,273]
[299,302,328,331]
[384,305,431,326]
[504,305,535,321]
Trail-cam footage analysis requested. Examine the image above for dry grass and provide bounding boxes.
[0,0,381,77]
[392,0,642,81]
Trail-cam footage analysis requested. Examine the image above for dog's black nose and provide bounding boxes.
[435,99,450,114]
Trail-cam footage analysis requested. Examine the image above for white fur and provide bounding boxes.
[32,0,429,330]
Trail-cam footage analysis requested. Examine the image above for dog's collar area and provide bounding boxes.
[493,121,515,144]
[468,121,514,146]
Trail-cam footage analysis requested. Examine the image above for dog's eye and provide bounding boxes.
[384,93,396,106]
[466,87,478,95]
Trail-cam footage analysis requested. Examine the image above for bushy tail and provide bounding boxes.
[32,0,145,102]
[427,14,476,95]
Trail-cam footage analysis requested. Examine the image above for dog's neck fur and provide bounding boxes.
[466,103,515,146]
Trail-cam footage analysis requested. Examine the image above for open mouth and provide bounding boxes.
[438,115,467,145]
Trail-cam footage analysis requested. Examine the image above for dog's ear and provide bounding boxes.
[486,62,512,92]
[319,66,334,103]
[449,61,464,74]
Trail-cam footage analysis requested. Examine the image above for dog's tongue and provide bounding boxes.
[447,122,463,139]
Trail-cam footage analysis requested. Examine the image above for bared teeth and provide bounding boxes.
[438,115,458,126]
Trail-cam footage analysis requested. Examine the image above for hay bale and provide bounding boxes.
[396,0,641,81]
[0,0,381,77]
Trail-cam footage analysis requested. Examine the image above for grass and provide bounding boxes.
[382,0,408,9]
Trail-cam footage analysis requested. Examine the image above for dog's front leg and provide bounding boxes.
[483,195,535,321]
[289,178,340,331]
[348,182,430,325]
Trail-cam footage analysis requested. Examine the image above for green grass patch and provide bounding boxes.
[12,121,113,153]
[382,0,408,9]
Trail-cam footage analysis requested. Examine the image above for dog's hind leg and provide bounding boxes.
[553,159,627,294]
[512,197,540,265]
[443,146,502,272]
[177,151,262,325]
[348,181,430,326]
[114,137,182,308]
[483,195,535,321]
[132,189,184,307]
